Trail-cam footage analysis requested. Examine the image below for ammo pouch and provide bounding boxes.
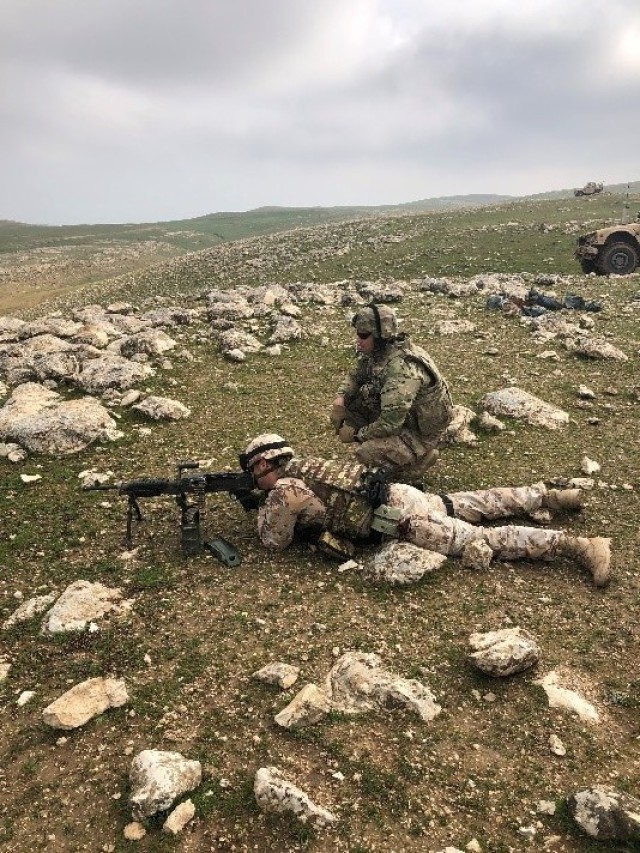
[370,504,402,538]
[316,531,356,561]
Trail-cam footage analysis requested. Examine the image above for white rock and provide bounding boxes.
[477,411,506,432]
[549,734,567,756]
[131,395,190,421]
[480,387,569,430]
[20,474,41,483]
[0,382,122,455]
[569,787,640,840]
[162,799,196,835]
[254,767,337,827]
[123,822,147,841]
[129,750,202,819]
[536,671,599,723]
[3,593,57,629]
[17,690,35,706]
[0,661,11,681]
[568,477,595,490]
[537,800,557,815]
[253,662,300,690]
[364,541,446,585]
[577,385,596,399]
[325,652,441,722]
[41,580,132,634]
[467,627,540,677]
[42,677,128,730]
[274,684,332,729]
[581,456,601,475]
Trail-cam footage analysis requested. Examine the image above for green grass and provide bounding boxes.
[0,191,638,851]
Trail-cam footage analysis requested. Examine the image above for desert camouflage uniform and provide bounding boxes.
[338,337,453,477]
[256,459,562,560]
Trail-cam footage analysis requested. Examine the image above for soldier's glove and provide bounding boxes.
[338,424,358,444]
[330,402,346,432]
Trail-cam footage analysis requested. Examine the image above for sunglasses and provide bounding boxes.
[357,332,372,340]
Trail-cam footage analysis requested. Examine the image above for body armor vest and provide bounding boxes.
[358,339,453,438]
[284,457,377,539]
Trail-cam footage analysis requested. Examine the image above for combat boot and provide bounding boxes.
[558,535,611,587]
[543,488,584,512]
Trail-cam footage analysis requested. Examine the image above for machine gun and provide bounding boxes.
[83,462,257,566]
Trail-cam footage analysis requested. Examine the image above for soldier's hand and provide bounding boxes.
[330,402,346,431]
[338,424,357,444]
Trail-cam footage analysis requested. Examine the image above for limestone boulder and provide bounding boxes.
[253,662,300,689]
[274,684,332,729]
[0,316,26,342]
[363,541,446,585]
[565,335,628,361]
[254,767,337,828]
[0,383,121,455]
[268,315,303,344]
[20,317,83,340]
[325,652,441,722]
[140,307,197,327]
[163,799,196,835]
[446,405,478,445]
[129,750,202,819]
[132,396,190,421]
[480,387,569,430]
[41,580,133,634]
[218,329,263,354]
[569,787,640,840]
[467,627,540,677]
[42,677,128,729]
[75,354,153,394]
[208,296,254,321]
[3,593,57,629]
[535,670,600,723]
[108,329,177,359]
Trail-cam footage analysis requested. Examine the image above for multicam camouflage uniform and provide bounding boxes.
[338,338,453,477]
[256,456,563,560]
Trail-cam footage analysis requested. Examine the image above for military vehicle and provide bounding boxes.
[574,181,604,197]
[575,217,640,274]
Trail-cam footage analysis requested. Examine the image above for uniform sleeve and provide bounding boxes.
[257,478,326,550]
[358,358,425,440]
[337,359,367,402]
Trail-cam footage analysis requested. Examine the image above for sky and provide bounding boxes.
[2,0,640,225]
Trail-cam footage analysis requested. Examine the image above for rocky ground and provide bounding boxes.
[0,195,639,852]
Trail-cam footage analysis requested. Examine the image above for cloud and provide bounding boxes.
[1,0,640,222]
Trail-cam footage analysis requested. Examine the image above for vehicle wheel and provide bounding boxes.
[596,241,639,275]
[579,258,596,274]
[574,191,583,197]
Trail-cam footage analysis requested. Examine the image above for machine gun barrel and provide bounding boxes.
[82,463,257,560]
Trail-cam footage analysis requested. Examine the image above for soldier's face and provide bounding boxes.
[356,330,375,354]
[252,458,279,491]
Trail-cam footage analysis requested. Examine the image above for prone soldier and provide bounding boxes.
[239,433,611,588]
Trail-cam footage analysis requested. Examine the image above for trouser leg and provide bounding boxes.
[405,511,563,560]
[446,483,547,523]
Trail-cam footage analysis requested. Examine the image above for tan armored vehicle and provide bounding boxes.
[575,217,640,274]
[574,181,604,197]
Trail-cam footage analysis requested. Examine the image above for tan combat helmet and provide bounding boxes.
[240,433,295,472]
[351,304,398,341]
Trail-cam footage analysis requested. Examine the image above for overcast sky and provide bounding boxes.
[2,0,640,225]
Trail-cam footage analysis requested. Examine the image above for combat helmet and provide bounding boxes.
[351,304,398,341]
[239,433,294,472]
